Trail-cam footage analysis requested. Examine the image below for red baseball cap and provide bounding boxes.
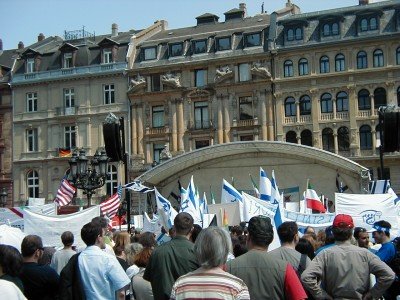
[333,214,354,228]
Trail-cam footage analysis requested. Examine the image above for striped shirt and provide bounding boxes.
[170,267,250,300]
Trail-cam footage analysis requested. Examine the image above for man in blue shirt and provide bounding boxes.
[369,220,396,263]
[78,221,130,300]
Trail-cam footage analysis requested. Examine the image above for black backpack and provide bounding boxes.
[388,237,400,281]
[59,253,86,300]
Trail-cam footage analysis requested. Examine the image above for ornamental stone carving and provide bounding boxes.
[161,73,181,88]
[214,65,233,83]
[250,62,271,78]
[129,74,146,92]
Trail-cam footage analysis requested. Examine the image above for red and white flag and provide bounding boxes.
[305,182,326,213]
[100,185,122,218]
[55,179,76,206]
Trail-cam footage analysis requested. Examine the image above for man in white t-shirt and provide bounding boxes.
[50,231,76,274]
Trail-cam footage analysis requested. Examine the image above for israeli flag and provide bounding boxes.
[271,170,281,204]
[221,179,242,203]
[259,167,272,201]
[124,180,154,193]
[154,187,178,229]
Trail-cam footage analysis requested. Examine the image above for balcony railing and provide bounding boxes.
[235,118,258,127]
[299,115,311,123]
[358,110,371,118]
[320,113,334,121]
[188,120,213,130]
[146,127,167,135]
[55,106,78,116]
[336,112,349,120]
[284,116,296,124]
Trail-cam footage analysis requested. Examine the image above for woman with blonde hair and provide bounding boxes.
[113,231,131,271]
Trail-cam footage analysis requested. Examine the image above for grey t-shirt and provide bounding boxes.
[50,249,76,274]
[269,246,310,274]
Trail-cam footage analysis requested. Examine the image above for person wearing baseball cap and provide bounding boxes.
[369,220,396,264]
[301,214,395,299]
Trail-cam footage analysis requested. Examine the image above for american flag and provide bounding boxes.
[55,178,76,206]
[100,185,122,218]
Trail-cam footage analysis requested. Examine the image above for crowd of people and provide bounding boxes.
[0,212,399,299]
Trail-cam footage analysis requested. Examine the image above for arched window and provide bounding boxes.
[284,97,296,117]
[370,17,377,30]
[332,23,339,35]
[374,87,387,108]
[27,170,39,198]
[322,128,334,152]
[360,18,368,31]
[336,91,348,112]
[338,126,350,151]
[301,130,312,147]
[323,24,330,36]
[397,47,400,65]
[284,60,294,77]
[299,95,311,115]
[106,165,118,197]
[397,86,400,106]
[373,49,384,67]
[287,29,294,41]
[335,54,345,71]
[295,28,303,40]
[298,58,308,76]
[321,93,333,113]
[286,131,297,143]
[358,89,371,110]
[320,56,330,73]
[360,125,372,150]
[357,51,368,69]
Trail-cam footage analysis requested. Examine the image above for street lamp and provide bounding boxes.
[0,188,7,207]
[68,148,109,207]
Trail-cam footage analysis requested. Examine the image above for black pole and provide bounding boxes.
[378,108,385,180]
[119,117,131,232]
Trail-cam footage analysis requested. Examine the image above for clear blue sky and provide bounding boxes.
[0,0,384,50]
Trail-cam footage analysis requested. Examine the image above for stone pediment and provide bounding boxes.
[161,73,181,88]
[251,62,271,79]
[214,65,233,84]
[128,74,146,92]
[187,89,210,99]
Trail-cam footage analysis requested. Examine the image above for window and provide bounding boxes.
[153,143,165,163]
[63,53,73,68]
[238,63,250,82]
[284,97,296,117]
[286,131,297,143]
[360,16,379,32]
[195,140,210,149]
[64,126,76,149]
[244,33,261,47]
[195,69,206,87]
[64,88,74,108]
[287,29,294,41]
[299,95,311,115]
[374,87,387,109]
[217,37,231,51]
[170,43,183,57]
[106,165,118,197]
[320,56,330,73]
[322,23,339,36]
[335,54,345,72]
[360,18,368,31]
[27,128,38,152]
[360,125,372,150]
[322,128,334,152]
[193,40,207,54]
[103,49,112,64]
[26,92,37,112]
[151,74,161,92]
[370,17,378,30]
[358,89,370,110]
[103,84,115,104]
[144,47,157,60]
[336,91,348,112]
[284,60,293,77]
[239,96,253,120]
[295,28,303,40]
[338,127,350,151]
[322,24,330,37]
[301,130,312,146]
[397,47,400,65]
[332,23,339,35]
[26,58,35,73]
[357,51,368,69]
[194,101,209,129]
[152,106,164,128]
[321,93,333,113]
[240,135,253,141]
[373,49,384,67]
[27,170,39,198]
[298,58,308,76]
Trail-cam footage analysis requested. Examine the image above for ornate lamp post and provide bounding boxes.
[0,188,7,207]
[68,149,109,207]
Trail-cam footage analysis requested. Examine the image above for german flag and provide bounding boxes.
[58,148,72,157]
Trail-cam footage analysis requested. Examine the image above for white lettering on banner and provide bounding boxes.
[284,210,335,225]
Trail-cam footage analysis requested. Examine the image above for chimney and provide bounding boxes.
[359,0,369,4]
[18,41,24,49]
[0,39,3,51]
[111,23,118,37]
[38,33,45,42]
[239,3,247,17]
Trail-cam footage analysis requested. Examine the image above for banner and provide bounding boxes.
[242,192,276,222]
[0,204,56,230]
[335,193,400,235]
[24,206,100,248]
[281,186,301,203]
[283,209,335,227]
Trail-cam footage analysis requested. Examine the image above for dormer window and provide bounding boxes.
[26,58,35,73]
[193,40,207,54]
[287,27,303,41]
[170,43,183,57]
[143,47,157,61]
[103,49,112,64]
[322,22,339,37]
[63,53,73,68]
[217,37,231,51]
[360,16,378,32]
[244,32,261,48]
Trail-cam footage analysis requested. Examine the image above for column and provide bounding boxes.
[296,100,300,123]
[145,142,151,163]
[275,91,284,141]
[332,98,337,119]
[370,94,375,116]
[223,94,231,143]
[171,100,177,152]
[259,90,268,141]
[177,98,185,151]
[266,89,274,141]
[310,89,320,148]
[137,104,144,156]
[372,129,377,155]
[333,131,338,154]
[348,85,359,156]
[217,95,223,144]
[131,105,137,155]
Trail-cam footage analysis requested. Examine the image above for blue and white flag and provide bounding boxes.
[124,180,154,193]
[187,176,199,209]
[259,167,272,201]
[154,187,178,229]
[221,179,242,203]
[200,192,209,215]
[271,170,281,204]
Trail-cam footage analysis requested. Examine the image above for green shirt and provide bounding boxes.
[143,236,199,300]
